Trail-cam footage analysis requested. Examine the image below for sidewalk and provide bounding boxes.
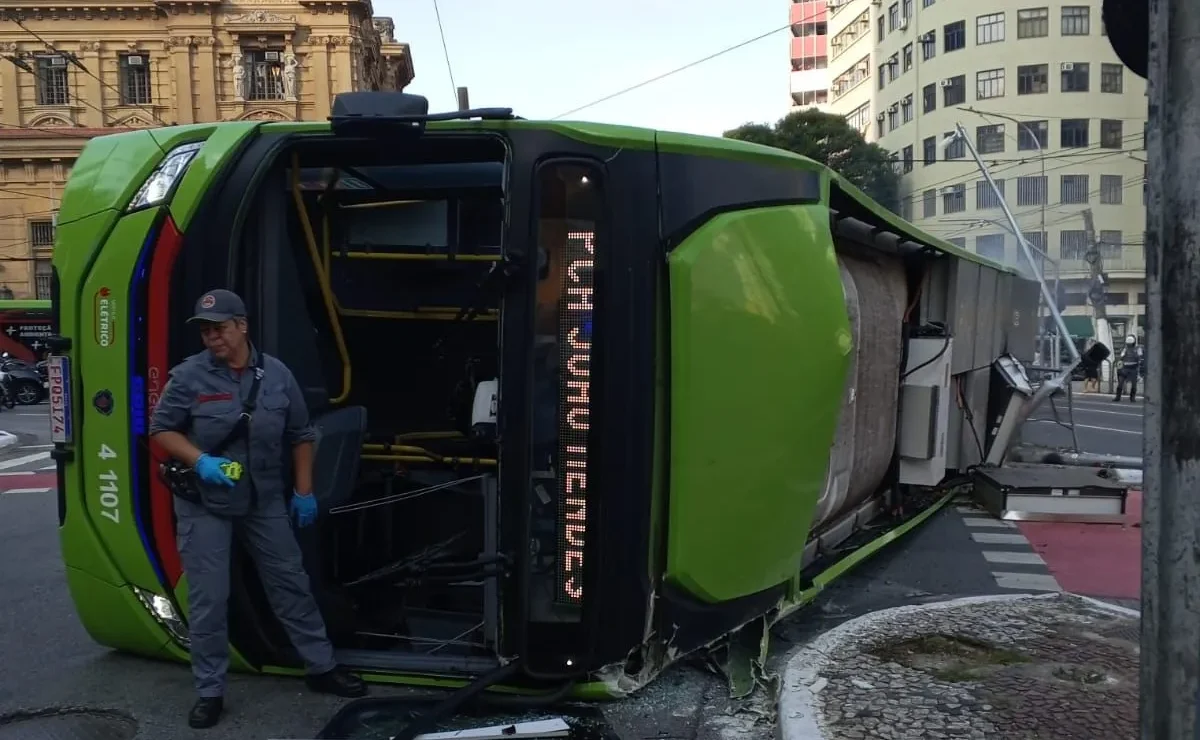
[779,593,1139,740]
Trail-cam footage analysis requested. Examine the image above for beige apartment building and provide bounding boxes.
[0,2,413,299]
[825,0,1147,341]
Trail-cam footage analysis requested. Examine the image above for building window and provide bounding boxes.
[902,96,914,123]
[1023,231,1048,253]
[244,49,285,101]
[1100,174,1124,204]
[878,16,885,42]
[888,53,900,81]
[1017,7,1050,38]
[1101,63,1124,93]
[1061,62,1089,92]
[921,31,937,60]
[33,260,52,300]
[923,136,937,165]
[1018,120,1049,150]
[903,43,914,72]
[976,234,1006,261]
[923,189,937,217]
[977,13,1005,44]
[1061,119,1089,148]
[888,107,899,131]
[119,53,152,106]
[943,75,966,106]
[943,183,967,213]
[976,179,1005,209]
[903,0,913,20]
[1101,119,1123,148]
[889,3,900,32]
[944,20,966,52]
[35,55,70,106]
[923,83,937,113]
[976,68,1005,99]
[30,220,55,250]
[945,132,965,159]
[879,64,888,90]
[902,145,914,173]
[845,102,871,135]
[1060,230,1089,260]
[1061,6,1090,35]
[1099,230,1123,258]
[977,124,1005,154]
[1060,174,1089,204]
[1017,175,1048,206]
[1017,64,1049,94]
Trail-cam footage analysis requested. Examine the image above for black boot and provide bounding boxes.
[306,666,367,698]
[188,697,224,729]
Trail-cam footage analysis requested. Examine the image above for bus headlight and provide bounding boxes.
[127,141,205,213]
[132,585,190,647]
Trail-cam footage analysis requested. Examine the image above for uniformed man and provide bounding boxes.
[1113,334,1144,402]
[149,289,366,729]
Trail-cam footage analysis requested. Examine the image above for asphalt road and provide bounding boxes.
[0,406,1023,740]
[1022,392,1145,458]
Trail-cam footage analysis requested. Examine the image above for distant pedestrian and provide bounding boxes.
[1113,335,1144,402]
[1081,339,1101,393]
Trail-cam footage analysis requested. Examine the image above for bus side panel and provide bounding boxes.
[664,204,851,604]
[76,208,165,597]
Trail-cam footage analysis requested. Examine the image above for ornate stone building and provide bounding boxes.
[0,2,414,298]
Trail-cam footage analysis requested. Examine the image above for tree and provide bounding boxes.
[724,109,901,213]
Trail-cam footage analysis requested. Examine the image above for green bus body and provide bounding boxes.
[49,105,1022,698]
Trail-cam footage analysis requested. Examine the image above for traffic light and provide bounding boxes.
[1102,0,1148,79]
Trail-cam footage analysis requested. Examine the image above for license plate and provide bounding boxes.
[48,355,71,444]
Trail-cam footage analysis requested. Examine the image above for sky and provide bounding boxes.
[372,0,792,137]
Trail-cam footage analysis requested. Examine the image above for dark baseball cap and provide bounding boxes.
[187,289,247,324]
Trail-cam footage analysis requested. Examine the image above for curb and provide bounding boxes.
[0,431,18,451]
[776,592,1137,740]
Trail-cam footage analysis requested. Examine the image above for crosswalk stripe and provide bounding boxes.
[983,551,1047,565]
[1,487,51,494]
[962,516,1015,529]
[993,572,1061,592]
[0,451,50,470]
[971,532,1029,545]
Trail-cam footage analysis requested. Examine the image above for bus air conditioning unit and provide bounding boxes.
[897,336,953,486]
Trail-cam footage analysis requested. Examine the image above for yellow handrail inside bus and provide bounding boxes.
[362,453,498,467]
[291,152,352,404]
[339,199,428,210]
[339,308,498,322]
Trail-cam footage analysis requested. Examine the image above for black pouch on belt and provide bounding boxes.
[157,367,262,507]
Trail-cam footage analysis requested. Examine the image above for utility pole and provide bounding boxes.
[1080,208,1115,385]
[456,86,470,111]
[1135,1,1200,738]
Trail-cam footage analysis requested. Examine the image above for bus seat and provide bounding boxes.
[312,405,368,513]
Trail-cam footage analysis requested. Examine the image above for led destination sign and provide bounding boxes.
[556,230,594,605]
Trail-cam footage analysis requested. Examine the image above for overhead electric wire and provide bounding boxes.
[551,20,803,120]
[431,0,458,104]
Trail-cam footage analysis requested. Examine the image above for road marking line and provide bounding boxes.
[0,471,34,477]
[962,517,1016,529]
[984,551,1047,565]
[0,451,50,470]
[1061,408,1144,418]
[971,532,1030,545]
[20,444,54,449]
[1,487,51,494]
[955,505,983,514]
[1073,423,1143,435]
[993,572,1061,592]
[37,464,55,471]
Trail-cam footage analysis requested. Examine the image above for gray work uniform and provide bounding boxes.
[149,345,336,697]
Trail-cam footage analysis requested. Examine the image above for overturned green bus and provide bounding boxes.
[49,93,1038,699]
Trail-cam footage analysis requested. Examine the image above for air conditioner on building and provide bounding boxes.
[939,78,952,87]
[48,55,66,67]
[922,32,935,42]
[128,55,145,66]
[265,51,281,62]
[889,103,899,112]
[899,18,909,30]
[877,113,887,122]
[1061,62,1075,71]
[941,186,957,195]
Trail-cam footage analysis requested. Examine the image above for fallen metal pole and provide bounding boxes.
[1007,444,1143,470]
[1140,1,1200,737]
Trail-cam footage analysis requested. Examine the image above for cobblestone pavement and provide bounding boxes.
[779,593,1139,740]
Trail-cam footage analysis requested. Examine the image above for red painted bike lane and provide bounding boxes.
[1017,490,1142,601]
